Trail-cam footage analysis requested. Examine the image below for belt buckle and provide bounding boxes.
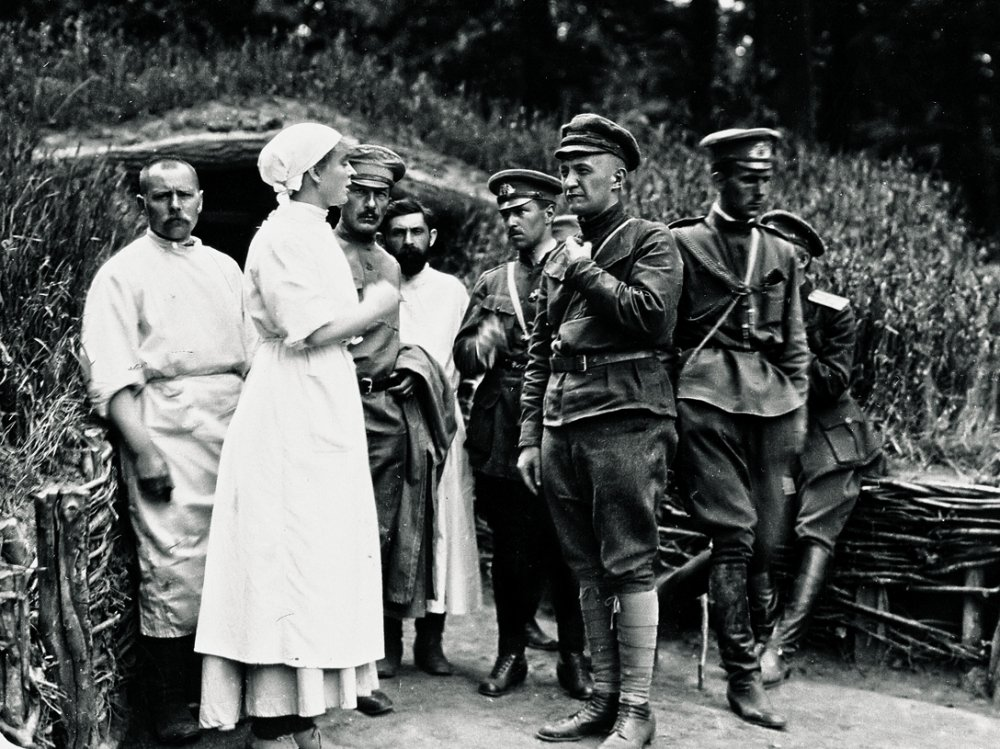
[577,354,588,372]
[359,377,374,395]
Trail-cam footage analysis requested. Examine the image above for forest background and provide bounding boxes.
[2,0,1000,507]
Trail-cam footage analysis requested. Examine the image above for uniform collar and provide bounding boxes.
[709,202,755,231]
[579,202,627,243]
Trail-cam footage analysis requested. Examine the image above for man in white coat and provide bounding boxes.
[382,197,483,674]
[82,158,255,744]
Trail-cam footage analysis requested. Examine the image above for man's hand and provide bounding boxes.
[475,314,507,368]
[388,370,417,398]
[563,235,593,263]
[135,445,173,502]
[516,446,542,494]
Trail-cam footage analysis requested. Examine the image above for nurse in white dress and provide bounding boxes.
[195,123,398,749]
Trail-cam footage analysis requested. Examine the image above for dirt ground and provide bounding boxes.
[124,583,1000,749]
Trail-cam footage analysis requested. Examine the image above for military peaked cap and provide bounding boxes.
[487,169,562,210]
[759,209,825,257]
[699,127,781,171]
[554,113,641,171]
[347,144,406,188]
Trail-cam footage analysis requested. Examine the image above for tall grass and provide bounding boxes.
[1,15,998,497]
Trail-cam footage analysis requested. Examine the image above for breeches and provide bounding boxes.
[794,464,862,553]
[676,400,797,566]
[540,413,676,593]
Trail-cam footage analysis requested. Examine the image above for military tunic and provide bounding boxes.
[794,281,882,551]
[455,248,585,653]
[671,207,810,564]
[519,203,683,589]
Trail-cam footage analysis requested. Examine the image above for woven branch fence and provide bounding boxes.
[659,476,1000,700]
[4,441,1000,746]
[1,429,135,749]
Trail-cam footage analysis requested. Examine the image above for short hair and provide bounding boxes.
[138,158,199,196]
[383,197,435,229]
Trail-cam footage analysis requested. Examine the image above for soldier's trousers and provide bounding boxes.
[676,400,797,566]
[794,463,861,553]
[541,413,676,592]
[476,473,585,654]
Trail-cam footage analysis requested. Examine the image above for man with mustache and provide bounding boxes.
[518,115,683,748]
[382,197,484,681]
[337,149,457,707]
[669,129,810,731]
[81,158,256,744]
[453,171,590,700]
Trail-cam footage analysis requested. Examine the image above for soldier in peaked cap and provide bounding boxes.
[455,169,591,702]
[668,129,810,731]
[657,209,883,695]
[336,144,458,716]
[752,210,883,687]
[517,115,683,748]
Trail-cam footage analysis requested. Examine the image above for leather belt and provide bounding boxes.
[358,376,394,395]
[549,351,656,373]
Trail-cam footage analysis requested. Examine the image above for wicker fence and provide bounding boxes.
[4,446,1000,746]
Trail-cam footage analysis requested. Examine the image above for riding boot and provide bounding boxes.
[708,561,786,731]
[761,544,833,686]
[748,567,780,646]
[377,616,403,678]
[414,612,453,675]
[143,635,202,744]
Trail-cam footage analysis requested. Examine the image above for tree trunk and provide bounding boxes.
[753,0,816,139]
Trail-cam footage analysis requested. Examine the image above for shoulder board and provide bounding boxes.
[667,215,706,230]
[807,289,850,311]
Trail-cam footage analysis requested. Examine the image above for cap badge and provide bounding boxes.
[498,183,516,197]
[748,141,772,160]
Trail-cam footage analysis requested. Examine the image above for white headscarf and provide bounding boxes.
[258,122,343,205]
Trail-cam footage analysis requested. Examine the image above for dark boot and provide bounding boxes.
[479,651,528,696]
[536,691,620,742]
[143,636,201,745]
[377,616,403,678]
[748,567,780,645]
[556,651,593,700]
[598,702,656,749]
[709,562,786,731]
[761,544,833,687]
[356,689,394,716]
[414,613,453,675]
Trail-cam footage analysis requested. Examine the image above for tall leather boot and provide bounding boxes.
[708,562,786,731]
[748,567,780,646]
[761,544,832,686]
[600,590,657,749]
[414,613,453,675]
[377,616,403,678]
[537,585,620,742]
[143,635,201,744]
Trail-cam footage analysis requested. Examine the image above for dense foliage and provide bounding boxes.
[0,13,998,515]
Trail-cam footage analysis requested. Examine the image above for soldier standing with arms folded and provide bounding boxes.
[669,129,810,731]
[454,170,590,700]
[518,115,682,749]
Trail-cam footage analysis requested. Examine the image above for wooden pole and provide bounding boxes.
[961,567,986,647]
